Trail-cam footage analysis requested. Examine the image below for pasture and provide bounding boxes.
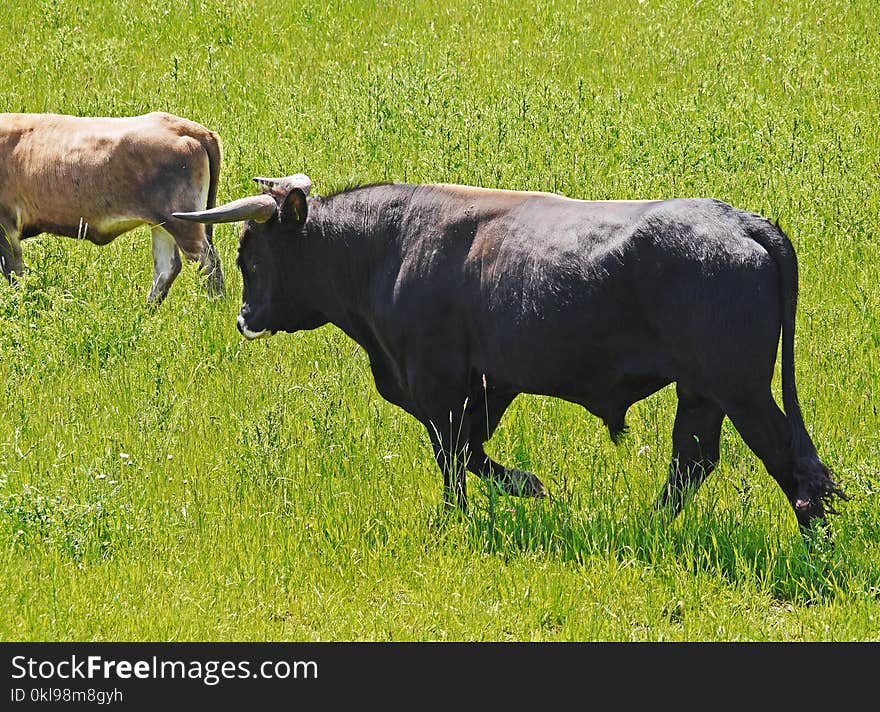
[0,0,878,641]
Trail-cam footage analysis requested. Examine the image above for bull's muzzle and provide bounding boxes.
[237,314,271,340]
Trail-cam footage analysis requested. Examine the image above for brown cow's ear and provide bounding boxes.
[279,187,308,226]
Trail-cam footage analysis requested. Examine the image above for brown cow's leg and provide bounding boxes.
[0,223,24,282]
[197,228,224,297]
[10,233,24,276]
[655,384,725,516]
[465,390,548,498]
[0,227,14,281]
[148,226,182,303]
[162,217,224,298]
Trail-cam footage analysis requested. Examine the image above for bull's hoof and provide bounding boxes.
[501,469,548,498]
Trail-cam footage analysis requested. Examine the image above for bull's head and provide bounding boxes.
[174,173,323,338]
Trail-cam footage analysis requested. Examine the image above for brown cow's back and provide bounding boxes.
[0,112,216,244]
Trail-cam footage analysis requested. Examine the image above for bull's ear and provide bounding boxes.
[279,187,308,226]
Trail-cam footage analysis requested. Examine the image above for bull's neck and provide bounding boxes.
[301,187,410,335]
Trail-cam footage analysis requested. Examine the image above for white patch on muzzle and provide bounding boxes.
[237,314,271,340]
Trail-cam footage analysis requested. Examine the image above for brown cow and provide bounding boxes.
[0,111,224,302]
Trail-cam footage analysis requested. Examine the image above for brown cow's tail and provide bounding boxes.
[200,129,222,240]
[747,217,846,516]
[186,126,225,295]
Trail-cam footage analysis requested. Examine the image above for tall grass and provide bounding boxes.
[0,0,877,640]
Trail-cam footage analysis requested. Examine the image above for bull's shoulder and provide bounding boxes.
[426,183,665,206]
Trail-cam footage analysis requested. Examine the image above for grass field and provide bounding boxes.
[0,0,878,641]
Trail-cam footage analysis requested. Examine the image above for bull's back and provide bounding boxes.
[385,188,661,392]
[408,193,781,399]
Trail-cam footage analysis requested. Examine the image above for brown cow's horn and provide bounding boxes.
[173,194,278,224]
[253,174,312,196]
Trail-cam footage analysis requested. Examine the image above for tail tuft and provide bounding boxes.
[793,455,848,518]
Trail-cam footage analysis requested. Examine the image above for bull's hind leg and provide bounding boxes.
[148,226,182,304]
[655,384,725,516]
[465,389,548,498]
[721,393,807,526]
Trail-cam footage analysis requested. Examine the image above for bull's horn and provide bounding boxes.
[253,173,312,196]
[173,194,278,225]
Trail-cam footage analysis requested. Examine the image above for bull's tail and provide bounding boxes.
[747,218,846,516]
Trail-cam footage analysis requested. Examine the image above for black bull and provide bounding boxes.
[176,178,845,532]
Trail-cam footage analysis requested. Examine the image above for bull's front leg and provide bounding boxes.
[411,374,476,511]
[417,382,549,511]
[467,445,549,498]
[423,408,472,512]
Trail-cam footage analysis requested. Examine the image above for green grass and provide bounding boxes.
[0,0,878,640]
